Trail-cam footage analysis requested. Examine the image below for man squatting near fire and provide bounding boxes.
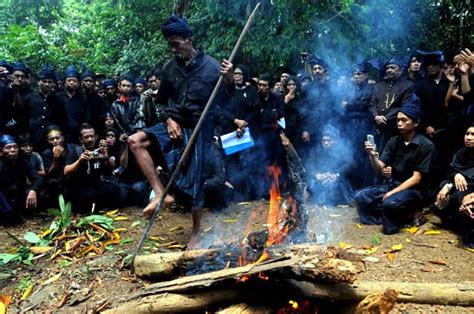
[353,97,436,235]
[128,15,234,248]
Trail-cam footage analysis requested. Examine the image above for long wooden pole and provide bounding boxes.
[132,3,261,265]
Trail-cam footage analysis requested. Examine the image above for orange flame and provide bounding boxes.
[266,165,296,246]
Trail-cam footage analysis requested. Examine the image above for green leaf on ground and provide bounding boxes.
[0,254,21,265]
[370,233,382,246]
[23,232,41,244]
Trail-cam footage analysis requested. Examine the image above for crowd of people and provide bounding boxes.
[0,15,473,248]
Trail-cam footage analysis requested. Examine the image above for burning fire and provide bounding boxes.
[265,165,297,246]
[237,165,298,281]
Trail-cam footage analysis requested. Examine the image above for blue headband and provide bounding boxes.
[161,14,193,38]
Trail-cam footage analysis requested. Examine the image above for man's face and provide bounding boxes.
[351,71,368,85]
[426,63,441,77]
[273,81,283,93]
[312,65,327,82]
[464,127,474,149]
[409,58,422,72]
[147,75,160,91]
[321,136,334,149]
[79,128,98,150]
[82,77,95,92]
[167,36,194,62]
[397,112,418,134]
[233,68,244,85]
[384,64,402,80]
[65,77,80,92]
[280,73,290,83]
[47,131,64,147]
[38,79,54,94]
[105,85,116,97]
[2,143,19,160]
[119,79,133,96]
[258,80,271,96]
[12,70,28,87]
[135,83,146,95]
[20,143,33,156]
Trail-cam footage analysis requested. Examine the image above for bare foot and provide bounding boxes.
[143,197,159,218]
[143,194,176,218]
[186,235,200,250]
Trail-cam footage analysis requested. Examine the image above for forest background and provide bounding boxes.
[0,0,472,77]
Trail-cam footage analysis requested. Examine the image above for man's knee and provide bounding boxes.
[128,131,147,151]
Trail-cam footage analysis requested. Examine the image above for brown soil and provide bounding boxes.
[1,202,473,313]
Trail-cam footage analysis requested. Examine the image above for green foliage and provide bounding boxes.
[77,215,114,230]
[0,0,471,76]
[370,233,382,246]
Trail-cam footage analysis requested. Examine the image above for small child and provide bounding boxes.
[17,133,46,177]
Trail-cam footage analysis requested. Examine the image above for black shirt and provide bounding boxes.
[64,146,107,188]
[380,133,436,189]
[157,50,227,128]
[415,75,450,129]
[55,91,90,144]
[258,92,285,131]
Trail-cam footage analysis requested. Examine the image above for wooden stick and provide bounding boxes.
[132,2,262,265]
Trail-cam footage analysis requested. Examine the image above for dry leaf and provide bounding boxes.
[167,244,186,250]
[113,216,129,221]
[365,247,378,255]
[363,256,380,263]
[424,230,441,235]
[237,202,252,206]
[355,224,363,229]
[169,226,183,233]
[338,242,352,249]
[407,226,418,234]
[50,249,63,260]
[387,253,395,261]
[390,244,403,252]
[429,260,447,266]
[0,294,12,308]
[203,226,212,233]
[223,219,238,223]
[329,214,341,218]
[40,229,53,238]
[43,272,62,286]
[0,302,6,314]
[405,238,412,243]
[467,248,474,253]
[105,209,119,216]
[421,266,445,272]
[148,236,160,242]
[30,246,54,254]
[113,228,127,233]
[21,284,33,301]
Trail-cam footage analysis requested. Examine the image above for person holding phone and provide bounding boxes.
[353,96,436,234]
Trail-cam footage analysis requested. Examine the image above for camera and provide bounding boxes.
[89,148,101,158]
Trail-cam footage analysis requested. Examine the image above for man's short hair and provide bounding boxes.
[259,73,273,86]
[145,69,162,81]
[79,123,96,135]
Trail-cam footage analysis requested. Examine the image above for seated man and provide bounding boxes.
[0,134,44,225]
[64,123,120,212]
[307,126,353,206]
[42,125,78,207]
[353,97,436,234]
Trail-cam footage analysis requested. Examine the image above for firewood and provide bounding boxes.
[102,290,241,314]
[287,280,474,306]
[216,303,272,314]
[354,288,398,314]
[133,249,214,280]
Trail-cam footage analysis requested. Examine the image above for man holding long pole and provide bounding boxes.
[128,15,234,249]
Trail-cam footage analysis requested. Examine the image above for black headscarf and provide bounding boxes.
[161,14,193,38]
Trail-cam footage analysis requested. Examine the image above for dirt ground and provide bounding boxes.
[1,201,473,313]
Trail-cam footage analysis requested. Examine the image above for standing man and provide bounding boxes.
[369,57,414,152]
[128,15,234,248]
[82,68,107,134]
[56,66,90,144]
[22,65,61,152]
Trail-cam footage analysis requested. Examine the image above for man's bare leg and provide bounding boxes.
[187,207,202,250]
[128,131,174,217]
